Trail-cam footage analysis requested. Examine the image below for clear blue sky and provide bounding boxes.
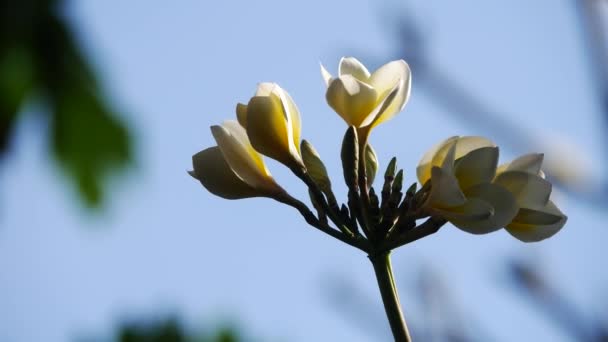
[1,0,606,341]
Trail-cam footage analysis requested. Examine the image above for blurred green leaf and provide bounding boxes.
[0,0,133,207]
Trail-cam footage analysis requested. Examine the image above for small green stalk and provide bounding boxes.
[369,251,411,342]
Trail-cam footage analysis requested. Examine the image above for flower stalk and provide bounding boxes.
[370,251,411,342]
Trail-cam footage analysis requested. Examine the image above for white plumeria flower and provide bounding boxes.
[189,120,283,199]
[494,154,567,242]
[321,57,411,141]
[238,83,303,169]
[417,136,518,234]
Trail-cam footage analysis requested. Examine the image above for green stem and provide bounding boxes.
[369,251,411,342]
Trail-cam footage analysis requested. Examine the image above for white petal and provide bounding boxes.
[273,86,302,163]
[427,166,466,208]
[494,171,552,210]
[416,136,458,185]
[326,75,378,127]
[512,208,563,225]
[497,153,544,177]
[338,56,370,81]
[431,138,458,173]
[211,122,272,190]
[191,147,260,199]
[358,79,402,127]
[454,147,499,189]
[506,200,567,242]
[320,63,333,87]
[454,183,518,233]
[453,136,496,160]
[433,198,493,221]
[255,82,276,96]
[369,59,410,98]
[367,75,411,129]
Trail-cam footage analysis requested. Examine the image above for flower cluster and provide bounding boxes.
[417,136,566,242]
[190,57,566,250]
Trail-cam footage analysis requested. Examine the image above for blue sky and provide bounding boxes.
[1,0,607,341]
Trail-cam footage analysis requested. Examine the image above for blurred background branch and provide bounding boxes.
[351,0,608,207]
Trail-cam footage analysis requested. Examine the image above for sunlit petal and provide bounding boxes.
[339,56,371,81]
[211,123,274,191]
[246,94,294,166]
[320,63,333,87]
[416,136,458,185]
[359,79,402,128]
[275,86,302,157]
[369,60,410,98]
[255,82,275,96]
[369,76,411,129]
[326,75,378,127]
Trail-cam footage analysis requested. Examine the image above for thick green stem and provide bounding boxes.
[369,251,411,342]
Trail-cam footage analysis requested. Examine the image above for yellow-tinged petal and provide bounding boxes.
[369,59,410,100]
[275,86,302,156]
[368,76,410,129]
[211,122,276,192]
[236,103,248,128]
[426,166,466,208]
[358,79,403,128]
[320,63,333,87]
[454,147,499,189]
[326,75,378,127]
[255,82,275,96]
[454,183,518,234]
[452,136,496,159]
[417,136,458,184]
[506,200,567,242]
[190,147,260,199]
[339,56,371,81]
[494,171,551,210]
[428,138,458,174]
[246,94,295,167]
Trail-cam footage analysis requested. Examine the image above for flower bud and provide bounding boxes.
[341,126,359,189]
[417,136,518,234]
[190,120,283,199]
[242,83,303,169]
[301,140,332,195]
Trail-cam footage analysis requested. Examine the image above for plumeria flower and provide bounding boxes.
[494,153,567,242]
[237,83,304,170]
[416,136,518,234]
[189,120,284,199]
[321,57,411,142]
